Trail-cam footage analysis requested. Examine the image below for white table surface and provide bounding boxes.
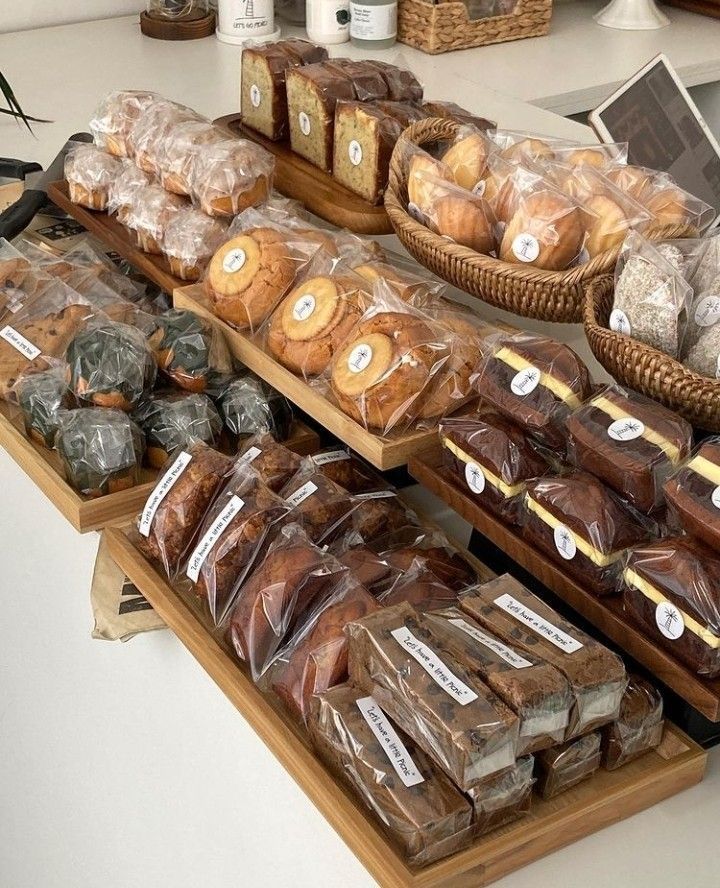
[1,15,719,888]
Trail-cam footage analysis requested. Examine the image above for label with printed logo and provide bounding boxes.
[223,248,246,274]
[655,600,685,640]
[312,450,350,465]
[299,111,311,136]
[286,480,318,508]
[0,325,41,360]
[348,343,373,373]
[186,495,245,582]
[348,140,363,166]
[712,485,720,510]
[694,295,720,328]
[448,618,533,668]
[608,417,645,442]
[354,490,397,500]
[356,696,424,787]
[464,461,486,495]
[241,446,262,464]
[511,233,540,263]
[292,293,316,321]
[407,201,424,223]
[250,84,261,108]
[610,308,632,336]
[510,365,541,397]
[390,626,478,705]
[553,524,577,561]
[493,592,584,653]
[139,451,193,537]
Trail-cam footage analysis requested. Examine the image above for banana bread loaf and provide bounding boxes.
[534,731,601,799]
[601,675,663,770]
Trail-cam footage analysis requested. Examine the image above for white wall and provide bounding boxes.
[0,1,140,34]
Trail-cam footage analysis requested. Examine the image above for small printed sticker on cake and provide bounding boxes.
[695,295,720,328]
[348,343,373,373]
[608,417,645,442]
[655,600,684,640]
[511,233,540,263]
[0,325,41,360]
[286,480,318,508]
[348,140,363,166]
[241,446,262,463]
[312,449,350,465]
[712,485,720,510]
[553,524,577,560]
[250,84,261,108]
[510,365,541,397]
[223,248,246,274]
[610,308,632,336]
[299,111,311,136]
[465,461,486,495]
[472,180,486,197]
[293,293,316,321]
[407,201,424,223]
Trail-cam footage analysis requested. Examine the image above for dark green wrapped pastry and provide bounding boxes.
[15,369,73,448]
[218,372,293,445]
[148,309,220,393]
[65,320,157,411]
[133,391,222,468]
[55,407,145,497]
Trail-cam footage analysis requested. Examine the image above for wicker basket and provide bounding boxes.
[584,275,720,432]
[398,0,552,54]
[385,117,694,324]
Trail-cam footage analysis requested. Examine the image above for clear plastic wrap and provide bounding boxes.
[188,138,274,218]
[439,125,497,191]
[229,523,348,681]
[610,231,693,358]
[55,407,145,498]
[308,684,474,866]
[682,270,720,378]
[64,144,123,211]
[122,184,186,255]
[565,384,693,513]
[375,526,479,592]
[133,392,222,468]
[663,437,720,552]
[337,490,419,546]
[490,130,576,164]
[156,118,223,196]
[534,731,601,799]
[65,319,157,411]
[135,440,233,579]
[147,308,230,393]
[330,538,402,595]
[219,376,294,445]
[14,367,73,447]
[440,411,549,525]
[346,602,520,789]
[237,431,302,491]
[377,564,459,611]
[460,575,627,738]
[351,255,446,304]
[522,470,656,595]
[161,208,228,282]
[476,153,544,225]
[127,98,199,174]
[692,231,720,294]
[90,89,159,157]
[551,143,628,170]
[623,535,720,677]
[107,161,153,226]
[185,463,289,625]
[279,466,352,543]
[421,100,494,132]
[402,141,454,221]
[475,330,592,451]
[412,173,497,256]
[601,675,663,770]
[467,755,534,837]
[637,171,715,233]
[307,447,385,494]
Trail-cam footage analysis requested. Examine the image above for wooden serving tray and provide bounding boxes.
[46,180,186,294]
[104,524,707,888]
[409,447,720,723]
[0,402,318,534]
[215,114,394,236]
[173,284,439,471]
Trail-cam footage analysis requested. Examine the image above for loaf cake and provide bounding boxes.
[566,386,693,514]
[601,675,664,770]
[663,439,720,551]
[279,468,354,544]
[308,448,386,494]
[133,392,222,468]
[346,602,520,789]
[421,101,493,131]
[333,541,401,594]
[367,61,423,103]
[440,412,548,525]
[379,566,459,612]
[379,535,478,592]
[467,755,534,837]
[461,575,627,738]
[237,431,302,492]
[308,684,473,865]
[534,731,601,800]
[241,39,328,141]
[623,536,720,677]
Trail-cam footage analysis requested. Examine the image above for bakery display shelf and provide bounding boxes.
[46,180,185,295]
[173,284,439,471]
[0,403,319,534]
[408,448,720,722]
[214,114,394,237]
[104,524,707,888]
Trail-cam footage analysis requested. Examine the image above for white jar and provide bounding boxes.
[216,0,281,44]
[306,0,350,43]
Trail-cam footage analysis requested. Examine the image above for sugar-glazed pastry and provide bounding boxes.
[64,145,123,211]
[127,98,199,175]
[123,185,186,255]
[90,90,158,157]
[162,208,228,282]
[157,119,225,196]
[188,138,274,218]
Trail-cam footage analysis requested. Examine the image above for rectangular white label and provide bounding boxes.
[312,449,351,465]
[493,593,584,653]
[356,696,424,788]
[241,446,262,464]
[0,324,41,360]
[390,626,478,706]
[186,495,245,582]
[286,480,318,508]
[354,490,397,500]
[138,451,193,537]
[448,617,533,669]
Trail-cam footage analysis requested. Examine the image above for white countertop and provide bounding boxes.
[1,14,720,888]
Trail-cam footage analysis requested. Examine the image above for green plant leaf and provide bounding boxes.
[0,69,36,133]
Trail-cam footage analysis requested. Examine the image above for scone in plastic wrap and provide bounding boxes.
[136,440,233,579]
[90,89,158,157]
[65,144,123,211]
[219,375,294,446]
[148,308,231,393]
[601,675,663,770]
[188,138,274,218]
[15,367,73,447]
[308,684,474,865]
[237,432,302,491]
[162,209,228,282]
[133,392,222,468]
[347,602,520,789]
[461,575,627,738]
[307,446,386,494]
[534,731,601,799]
[663,437,720,551]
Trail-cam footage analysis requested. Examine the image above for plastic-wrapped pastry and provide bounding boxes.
[440,126,495,191]
[534,732,601,799]
[378,564,459,611]
[127,98,199,174]
[279,467,351,543]
[308,684,474,866]
[162,209,228,282]
[64,144,122,211]
[237,432,302,492]
[148,309,226,393]
[123,184,186,255]
[133,392,222,468]
[15,368,73,447]
[417,174,497,255]
[156,119,224,196]
[623,536,720,677]
[307,447,385,494]
[347,602,520,789]
[467,755,534,837]
[638,172,714,233]
[421,100,494,132]
[601,675,663,770]
[663,438,720,551]
[565,385,692,513]
[682,272,720,378]
[188,138,274,218]
[378,530,479,592]
[404,146,454,219]
[56,407,145,498]
[90,90,158,157]
[219,376,294,445]
[107,162,153,225]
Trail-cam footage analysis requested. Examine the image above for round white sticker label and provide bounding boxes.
[608,417,645,442]
[656,600,685,640]
[299,111,311,136]
[610,308,632,336]
[510,365,541,397]
[348,139,363,166]
[511,233,540,263]
[250,84,261,108]
[472,180,486,197]
[293,294,316,321]
[407,201,424,223]
[694,295,720,328]
[348,343,373,373]
[465,461,486,495]
[222,248,246,274]
[553,524,577,561]
[712,485,720,510]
